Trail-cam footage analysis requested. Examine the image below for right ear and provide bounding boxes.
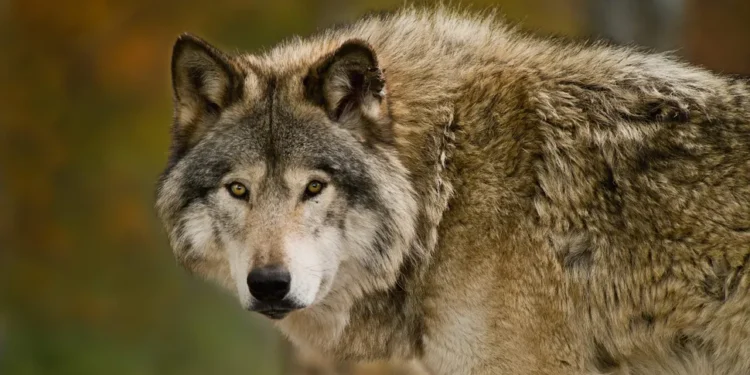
[304,40,391,144]
[170,33,241,158]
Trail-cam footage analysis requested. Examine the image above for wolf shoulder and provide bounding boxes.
[451,40,750,234]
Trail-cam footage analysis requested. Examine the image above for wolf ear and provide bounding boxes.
[304,40,392,144]
[170,33,241,155]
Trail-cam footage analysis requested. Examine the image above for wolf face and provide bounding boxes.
[156,35,418,319]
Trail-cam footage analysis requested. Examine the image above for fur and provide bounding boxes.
[156,6,750,375]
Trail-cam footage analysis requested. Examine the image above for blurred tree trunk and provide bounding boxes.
[683,0,750,75]
[586,0,685,51]
[586,0,750,75]
[315,0,359,29]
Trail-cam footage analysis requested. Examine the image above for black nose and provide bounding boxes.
[247,266,291,303]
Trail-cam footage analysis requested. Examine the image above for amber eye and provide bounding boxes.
[304,180,326,198]
[227,182,249,199]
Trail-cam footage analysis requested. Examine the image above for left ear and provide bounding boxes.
[169,33,242,159]
[304,40,391,143]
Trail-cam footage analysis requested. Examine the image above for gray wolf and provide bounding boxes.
[156,6,750,375]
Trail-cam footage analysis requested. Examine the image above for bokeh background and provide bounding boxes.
[2,1,749,374]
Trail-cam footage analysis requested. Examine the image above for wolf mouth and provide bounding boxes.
[251,302,303,320]
[256,309,293,320]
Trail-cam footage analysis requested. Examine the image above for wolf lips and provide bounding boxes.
[258,310,290,319]
[250,301,302,320]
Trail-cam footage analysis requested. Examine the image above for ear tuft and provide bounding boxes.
[305,40,390,141]
[170,33,241,156]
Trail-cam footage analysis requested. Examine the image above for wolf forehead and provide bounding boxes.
[164,105,377,193]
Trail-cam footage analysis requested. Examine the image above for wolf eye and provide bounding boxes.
[304,180,326,198]
[227,182,249,200]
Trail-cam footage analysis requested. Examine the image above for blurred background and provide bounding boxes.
[1,0,748,374]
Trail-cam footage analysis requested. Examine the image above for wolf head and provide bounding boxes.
[156,34,418,319]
